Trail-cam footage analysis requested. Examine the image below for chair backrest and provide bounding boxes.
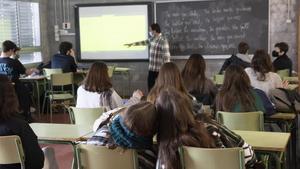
[43,68,63,80]
[50,72,73,86]
[68,107,106,125]
[213,74,224,85]
[181,146,245,169]
[216,111,264,131]
[76,144,138,169]
[276,69,289,79]
[0,135,25,169]
[107,66,115,78]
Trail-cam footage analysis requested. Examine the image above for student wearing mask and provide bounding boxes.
[272,42,292,75]
[0,40,37,121]
[125,23,171,91]
[51,41,77,73]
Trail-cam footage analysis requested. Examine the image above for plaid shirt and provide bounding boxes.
[132,34,171,72]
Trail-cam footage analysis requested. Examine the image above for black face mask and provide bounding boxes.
[272,50,279,57]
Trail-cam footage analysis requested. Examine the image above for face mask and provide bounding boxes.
[149,31,154,37]
[272,50,279,57]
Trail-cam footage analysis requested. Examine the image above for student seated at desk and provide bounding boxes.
[0,75,44,169]
[219,42,252,74]
[0,40,38,122]
[147,62,191,103]
[272,42,292,76]
[76,62,143,110]
[216,65,275,115]
[245,49,288,96]
[181,54,217,105]
[88,102,158,169]
[51,41,77,73]
[155,88,263,169]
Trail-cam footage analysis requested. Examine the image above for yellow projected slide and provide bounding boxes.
[80,15,146,52]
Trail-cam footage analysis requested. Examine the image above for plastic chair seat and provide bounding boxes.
[50,93,74,100]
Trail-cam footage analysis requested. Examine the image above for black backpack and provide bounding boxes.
[269,88,300,113]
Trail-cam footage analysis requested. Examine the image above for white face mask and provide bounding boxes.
[149,31,154,37]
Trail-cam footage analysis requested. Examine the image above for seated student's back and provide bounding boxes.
[0,75,44,169]
[51,41,77,73]
[216,65,275,115]
[245,49,283,96]
[181,54,217,105]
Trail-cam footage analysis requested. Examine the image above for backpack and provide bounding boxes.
[269,88,300,113]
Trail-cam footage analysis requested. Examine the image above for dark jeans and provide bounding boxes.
[14,82,32,121]
[148,71,159,92]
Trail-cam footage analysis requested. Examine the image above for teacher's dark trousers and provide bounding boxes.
[148,70,159,92]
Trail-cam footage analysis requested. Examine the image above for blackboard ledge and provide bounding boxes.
[171,55,231,60]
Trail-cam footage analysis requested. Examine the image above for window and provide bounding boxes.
[0,0,41,64]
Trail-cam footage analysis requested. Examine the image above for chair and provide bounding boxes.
[68,107,106,125]
[216,111,264,131]
[76,144,138,169]
[42,72,75,122]
[180,146,245,169]
[276,69,289,79]
[107,66,115,78]
[0,135,25,169]
[43,68,63,80]
[213,74,224,85]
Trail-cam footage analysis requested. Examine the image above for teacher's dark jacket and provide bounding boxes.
[0,116,44,169]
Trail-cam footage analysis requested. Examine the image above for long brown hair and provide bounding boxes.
[0,75,19,120]
[216,65,255,112]
[82,62,112,93]
[181,53,208,93]
[147,62,188,103]
[121,101,158,137]
[155,88,215,169]
[251,49,273,81]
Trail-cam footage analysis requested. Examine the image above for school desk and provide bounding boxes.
[30,123,93,169]
[234,130,290,169]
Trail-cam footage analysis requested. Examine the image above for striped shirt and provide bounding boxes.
[132,34,171,72]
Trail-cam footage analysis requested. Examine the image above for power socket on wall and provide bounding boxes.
[286,19,292,23]
[62,22,71,29]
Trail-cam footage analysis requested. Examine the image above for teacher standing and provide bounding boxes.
[125,23,171,92]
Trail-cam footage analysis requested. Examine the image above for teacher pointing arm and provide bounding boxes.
[125,23,171,92]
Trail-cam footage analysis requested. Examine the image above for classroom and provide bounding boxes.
[0,0,300,169]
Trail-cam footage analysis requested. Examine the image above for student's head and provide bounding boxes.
[273,42,289,56]
[181,53,207,92]
[216,65,255,112]
[147,62,188,103]
[150,23,161,34]
[11,47,21,59]
[0,75,19,120]
[2,40,18,57]
[59,41,73,55]
[83,62,112,93]
[251,49,273,81]
[109,101,158,149]
[238,42,249,54]
[155,88,214,169]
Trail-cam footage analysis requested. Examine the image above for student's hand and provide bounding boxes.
[132,90,143,99]
[124,43,133,47]
[69,49,76,57]
[282,80,289,88]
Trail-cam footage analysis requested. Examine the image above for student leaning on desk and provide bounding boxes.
[0,40,39,122]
